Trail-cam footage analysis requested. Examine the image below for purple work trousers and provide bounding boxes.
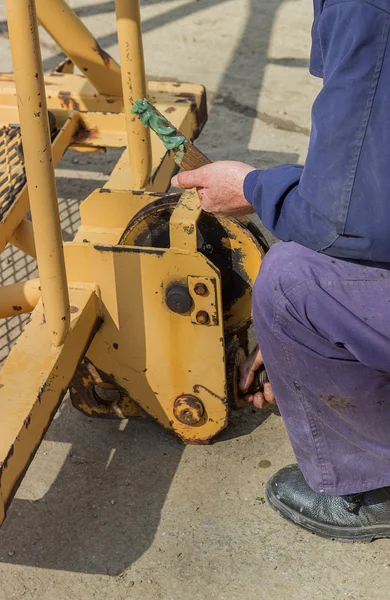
[253,241,390,495]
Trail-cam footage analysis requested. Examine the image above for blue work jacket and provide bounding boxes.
[244,0,390,262]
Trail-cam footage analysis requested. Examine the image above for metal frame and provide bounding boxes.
[36,0,122,97]
[0,0,264,525]
[115,0,152,188]
[7,0,70,346]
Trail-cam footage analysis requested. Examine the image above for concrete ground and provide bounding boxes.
[0,1,389,599]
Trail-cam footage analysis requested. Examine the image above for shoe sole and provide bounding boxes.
[266,484,390,543]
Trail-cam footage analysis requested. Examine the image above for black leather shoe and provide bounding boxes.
[266,464,390,542]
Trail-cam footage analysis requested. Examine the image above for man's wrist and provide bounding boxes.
[243,169,261,204]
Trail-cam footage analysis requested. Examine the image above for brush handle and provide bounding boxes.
[177,141,212,170]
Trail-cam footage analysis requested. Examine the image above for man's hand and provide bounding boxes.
[171,161,255,217]
[239,346,276,409]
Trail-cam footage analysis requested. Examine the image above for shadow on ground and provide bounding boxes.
[0,401,184,575]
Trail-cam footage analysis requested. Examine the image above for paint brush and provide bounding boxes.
[131,98,212,171]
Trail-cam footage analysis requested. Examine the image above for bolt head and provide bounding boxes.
[173,395,204,425]
[166,285,193,314]
[196,310,209,324]
[202,243,214,255]
[194,283,208,296]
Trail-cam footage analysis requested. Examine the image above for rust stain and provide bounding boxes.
[175,92,197,112]
[174,395,204,425]
[92,43,111,68]
[70,359,144,420]
[58,91,80,111]
[193,383,226,403]
[72,120,99,144]
[183,224,195,235]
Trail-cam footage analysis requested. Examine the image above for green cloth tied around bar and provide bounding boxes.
[131,98,187,162]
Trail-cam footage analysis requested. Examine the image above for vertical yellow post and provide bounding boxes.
[36,0,122,97]
[115,0,152,189]
[6,0,70,347]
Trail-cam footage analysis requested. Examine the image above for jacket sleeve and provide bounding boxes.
[244,0,390,259]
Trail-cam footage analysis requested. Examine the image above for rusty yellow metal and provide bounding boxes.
[0,285,101,525]
[9,218,36,258]
[0,278,41,318]
[115,0,152,188]
[64,241,228,443]
[0,0,267,527]
[188,276,219,327]
[6,0,70,346]
[0,74,207,124]
[35,0,122,97]
[70,359,145,419]
[0,93,204,258]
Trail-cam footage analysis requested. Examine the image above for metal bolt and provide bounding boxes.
[173,395,204,425]
[196,310,209,324]
[93,383,121,406]
[166,285,193,314]
[202,243,214,255]
[194,283,207,296]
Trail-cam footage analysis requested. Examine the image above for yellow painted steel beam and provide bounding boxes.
[78,190,169,229]
[0,74,207,126]
[0,278,41,318]
[6,0,70,346]
[115,0,152,189]
[35,0,122,97]
[0,285,101,525]
[9,218,36,258]
[170,189,202,252]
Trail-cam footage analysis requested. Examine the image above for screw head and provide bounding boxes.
[194,283,208,296]
[173,395,204,425]
[196,310,209,324]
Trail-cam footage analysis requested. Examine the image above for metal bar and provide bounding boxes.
[115,0,152,189]
[35,0,122,97]
[0,278,41,318]
[6,0,70,347]
[9,218,37,258]
[0,285,100,525]
[170,189,201,252]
